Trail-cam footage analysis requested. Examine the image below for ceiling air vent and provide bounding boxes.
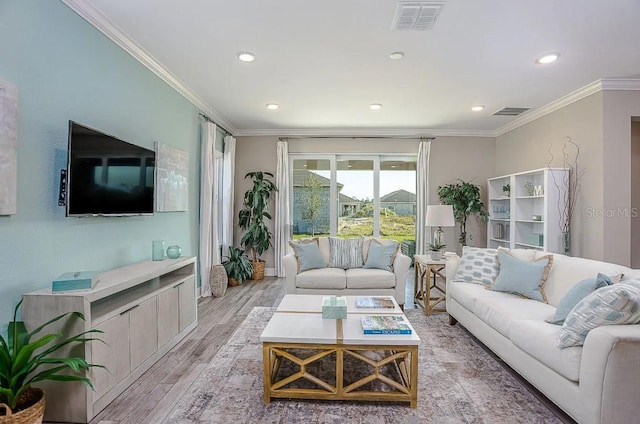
[493,107,530,116]
[392,1,446,31]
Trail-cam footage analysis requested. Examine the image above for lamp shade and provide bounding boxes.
[426,205,455,227]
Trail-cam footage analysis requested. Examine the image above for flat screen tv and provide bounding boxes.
[66,121,155,217]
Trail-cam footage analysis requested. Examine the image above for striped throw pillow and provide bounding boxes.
[329,237,364,269]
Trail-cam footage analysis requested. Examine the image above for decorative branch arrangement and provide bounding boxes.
[547,136,585,234]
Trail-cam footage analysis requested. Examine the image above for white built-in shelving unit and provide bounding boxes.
[487,168,568,253]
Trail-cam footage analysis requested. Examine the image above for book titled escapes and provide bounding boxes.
[355,296,395,309]
[361,315,412,335]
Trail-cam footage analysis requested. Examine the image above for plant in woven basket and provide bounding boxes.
[238,171,278,280]
[222,247,253,285]
[0,300,103,417]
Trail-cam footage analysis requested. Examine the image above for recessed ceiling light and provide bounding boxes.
[471,105,485,112]
[370,103,382,110]
[389,52,404,60]
[266,103,279,110]
[237,52,255,62]
[536,53,559,64]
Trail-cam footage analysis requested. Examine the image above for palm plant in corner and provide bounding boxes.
[238,171,278,281]
[0,300,103,422]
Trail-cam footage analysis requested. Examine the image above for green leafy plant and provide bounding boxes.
[222,247,253,284]
[238,171,278,263]
[502,184,510,195]
[437,180,488,246]
[428,240,446,251]
[0,300,103,412]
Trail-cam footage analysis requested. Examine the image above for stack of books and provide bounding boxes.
[361,315,412,335]
[354,296,395,309]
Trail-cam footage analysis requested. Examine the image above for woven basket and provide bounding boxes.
[210,264,228,297]
[228,278,240,286]
[0,388,45,424]
[251,261,265,281]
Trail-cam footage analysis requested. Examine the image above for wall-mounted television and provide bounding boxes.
[66,121,155,217]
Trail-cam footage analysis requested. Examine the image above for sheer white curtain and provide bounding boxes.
[221,135,236,258]
[416,140,432,255]
[274,140,291,277]
[199,121,220,297]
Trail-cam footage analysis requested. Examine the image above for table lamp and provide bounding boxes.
[426,205,455,247]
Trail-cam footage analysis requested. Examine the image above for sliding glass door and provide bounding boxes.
[291,154,416,241]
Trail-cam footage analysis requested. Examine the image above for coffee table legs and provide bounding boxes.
[262,342,418,407]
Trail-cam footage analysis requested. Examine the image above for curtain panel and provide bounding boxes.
[274,141,291,277]
[199,121,220,297]
[221,135,236,258]
[416,140,432,255]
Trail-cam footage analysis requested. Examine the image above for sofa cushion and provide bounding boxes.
[296,268,346,289]
[541,253,631,307]
[363,239,399,271]
[448,281,515,312]
[345,268,395,289]
[474,295,556,338]
[558,280,640,348]
[487,252,553,302]
[329,237,364,269]
[289,238,326,272]
[548,273,615,325]
[510,320,583,382]
[452,247,499,285]
[498,246,537,262]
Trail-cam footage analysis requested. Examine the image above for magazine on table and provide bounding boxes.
[354,296,395,309]
[361,315,412,335]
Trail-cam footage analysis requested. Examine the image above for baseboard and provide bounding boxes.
[266,267,276,277]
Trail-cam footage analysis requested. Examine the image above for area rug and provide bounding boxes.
[165,308,564,423]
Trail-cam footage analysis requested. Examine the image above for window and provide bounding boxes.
[291,154,416,242]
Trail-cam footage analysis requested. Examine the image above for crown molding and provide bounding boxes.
[61,0,236,134]
[234,127,495,138]
[600,78,640,90]
[494,79,605,137]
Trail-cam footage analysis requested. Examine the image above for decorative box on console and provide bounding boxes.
[322,296,347,319]
[52,271,98,292]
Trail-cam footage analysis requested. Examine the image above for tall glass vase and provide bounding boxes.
[562,232,570,256]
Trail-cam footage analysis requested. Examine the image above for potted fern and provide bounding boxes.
[222,247,253,286]
[238,171,278,280]
[0,300,102,422]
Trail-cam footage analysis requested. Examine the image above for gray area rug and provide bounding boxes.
[166,308,563,423]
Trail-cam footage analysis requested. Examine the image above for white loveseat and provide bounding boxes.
[283,237,411,305]
[446,250,640,424]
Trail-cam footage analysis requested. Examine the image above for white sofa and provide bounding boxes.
[446,250,640,424]
[283,237,411,305]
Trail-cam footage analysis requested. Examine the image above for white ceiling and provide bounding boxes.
[63,0,640,136]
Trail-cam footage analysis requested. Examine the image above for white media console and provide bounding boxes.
[22,256,198,423]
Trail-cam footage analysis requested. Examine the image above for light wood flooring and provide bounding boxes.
[87,273,420,424]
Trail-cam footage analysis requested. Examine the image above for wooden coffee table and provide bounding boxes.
[260,295,420,407]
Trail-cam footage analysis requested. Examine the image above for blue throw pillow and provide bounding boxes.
[547,273,614,325]
[487,251,553,302]
[364,240,399,271]
[289,239,326,272]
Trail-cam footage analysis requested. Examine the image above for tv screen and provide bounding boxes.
[66,121,155,217]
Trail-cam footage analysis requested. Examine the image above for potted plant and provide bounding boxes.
[502,184,510,197]
[238,171,278,280]
[0,300,102,422]
[437,180,489,247]
[222,246,253,286]
[428,240,446,261]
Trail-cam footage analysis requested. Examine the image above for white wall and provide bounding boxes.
[496,93,605,260]
[631,121,640,267]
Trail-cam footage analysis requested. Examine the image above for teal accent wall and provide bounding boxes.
[0,1,202,327]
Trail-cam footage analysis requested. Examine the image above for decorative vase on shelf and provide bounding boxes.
[166,245,182,259]
[562,232,571,256]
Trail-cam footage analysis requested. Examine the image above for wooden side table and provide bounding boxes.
[413,254,447,316]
